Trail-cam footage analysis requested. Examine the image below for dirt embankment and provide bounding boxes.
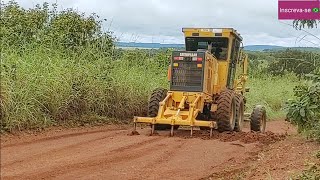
[1,121,318,180]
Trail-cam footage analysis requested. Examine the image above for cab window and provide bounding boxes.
[185,37,229,60]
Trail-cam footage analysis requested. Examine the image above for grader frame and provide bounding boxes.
[133,28,264,137]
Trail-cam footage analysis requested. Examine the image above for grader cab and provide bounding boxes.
[133,28,266,137]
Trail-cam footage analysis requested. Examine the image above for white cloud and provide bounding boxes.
[5,0,320,47]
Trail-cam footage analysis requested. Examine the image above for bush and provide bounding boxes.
[247,50,320,77]
[286,71,320,141]
[0,0,114,51]
[267,50,320,77]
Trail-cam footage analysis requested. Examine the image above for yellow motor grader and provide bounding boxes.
[133,28,267,137]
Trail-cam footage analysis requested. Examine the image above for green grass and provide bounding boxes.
[246,74,300,119]
[1,45,300,132]
[0,46,168,132]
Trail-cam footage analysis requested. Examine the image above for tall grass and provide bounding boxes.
[1,46,299,132]
[246,74,300,119]
[0,45,168,132]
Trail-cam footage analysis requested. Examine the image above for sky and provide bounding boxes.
[6,0,320,47]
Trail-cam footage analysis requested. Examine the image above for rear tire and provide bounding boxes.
[148,88,171,130]
[234,94,245,132]
[250,105,267,133]
[216,90,236,132]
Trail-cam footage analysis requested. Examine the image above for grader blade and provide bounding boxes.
[133,92,217,137]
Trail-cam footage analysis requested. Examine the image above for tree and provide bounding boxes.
[293,20,319,29]
[0,0,114,50]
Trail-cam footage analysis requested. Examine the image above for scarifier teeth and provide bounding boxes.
[170,125,174,137]
[151,124,155,136]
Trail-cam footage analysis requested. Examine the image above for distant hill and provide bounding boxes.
[262,47,320,52]
[116,42,319,52]
[115,42,184,49]
[243,45,284,51]
[244,45,320,52]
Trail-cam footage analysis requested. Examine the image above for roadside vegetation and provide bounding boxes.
[286,71,320,142]
[0,0,319,140]
[292,150,320,180]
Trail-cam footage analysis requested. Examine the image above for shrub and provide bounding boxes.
[0,0,114,51]
[286,71,320,141]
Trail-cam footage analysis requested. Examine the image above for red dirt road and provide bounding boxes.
[1,121,317,180]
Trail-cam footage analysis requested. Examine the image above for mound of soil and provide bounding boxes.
[219,131,286,144]
[172,130,286,144]
[128,130,140,136]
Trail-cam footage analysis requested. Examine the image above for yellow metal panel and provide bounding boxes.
[134,117,154,123]
[170,91,199,103]
[217,62,228,91]
[184,32,230,38]
[194,120,216,128]
[164,110,189,116]
[182,28,242,40]
[134,116,217,129]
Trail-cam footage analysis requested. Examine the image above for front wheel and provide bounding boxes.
[250,105,267,133]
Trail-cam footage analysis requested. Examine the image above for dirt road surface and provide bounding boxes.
[1,121,318,180]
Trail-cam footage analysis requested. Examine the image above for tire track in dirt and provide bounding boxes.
[137,139,188,180]
[64,136,195,179]
[17,136,167,180]
[2,130,125,168]
[58,138,190,180]
[147,140,187,166]
[132,138,255,180]
[3,128,123,148]
[23,137,162,179]
[2,129,128,165]
[1,121,298,180]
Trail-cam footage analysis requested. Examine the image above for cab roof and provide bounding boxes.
[182,28,243,41]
